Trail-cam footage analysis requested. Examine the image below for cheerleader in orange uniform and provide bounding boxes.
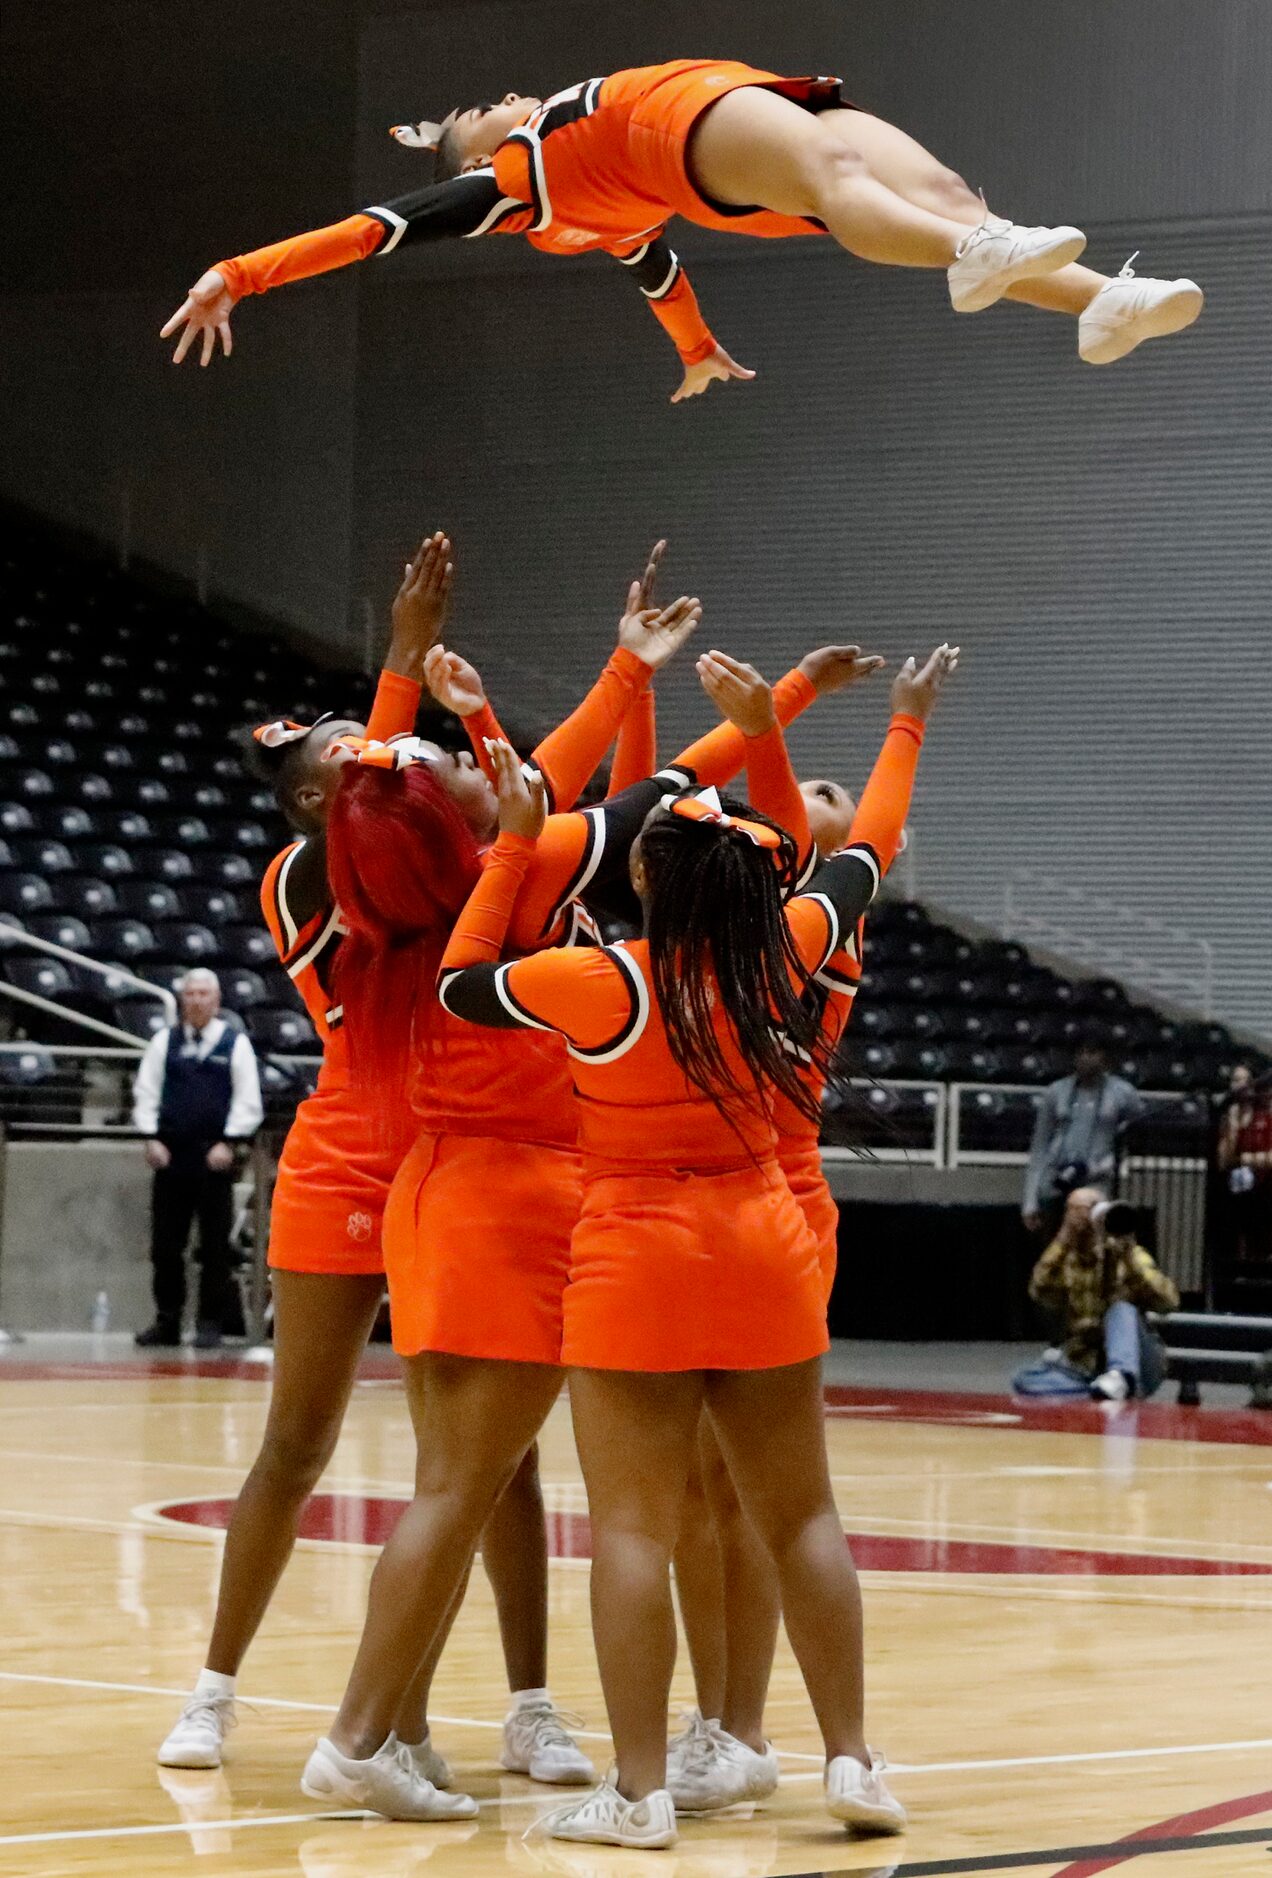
[155,534,495,1783]
[162,61,1202,391]
[435,646,956,1847]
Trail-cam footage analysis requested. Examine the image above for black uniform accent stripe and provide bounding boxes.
[502,126,550,231]
[534,78,603,138]
[438,961,548,1031]
[541,807,606,942]
[372,171,512,247]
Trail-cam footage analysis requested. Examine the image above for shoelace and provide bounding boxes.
[675,1715,718,1776]
[179,1693,238,1736]
[953,191,1011,259]
[525,1704,587,1751]
[1117,250,1141,281]
[525,1776,619,1841]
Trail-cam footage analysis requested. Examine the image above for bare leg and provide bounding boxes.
[672,1428,727,1721]
[205,1271,384,1676]
[706,1359,867,1768]
[820,108,1108,316]
[688,86,976,269]
[389,1559,473,1746]
[698,1418,781,1753]
[569,1368,705,1800]
[329,1353,561,1759]
[481,1439,552,1694]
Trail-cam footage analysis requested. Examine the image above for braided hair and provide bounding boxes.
[640,795,832,1132]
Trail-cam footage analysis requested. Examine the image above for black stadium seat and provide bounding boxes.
[112,997,169,1041]
[48,804,97,840]
[60,876,118,919]
[222,967,268,1010]
[224,923,276,968]
[155,920,219,965]
[14,838,73,874]
[117,881,180,921]
[90,918,156,963]
[151,848,195,884]
[81,843,135,879]
[0,873,52,914]
[4,956,75,1001]
[0,803,35,834]
[249,1006,318,1053]
[181,884,244,924]
[27,913,91,952]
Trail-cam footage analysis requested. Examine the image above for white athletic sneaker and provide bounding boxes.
[300,1733,478,1819]
[948,213,1087,313]
[666,1712,779,1811]
[826,1751,907,1834]
[536,1775,677,1848]
[1077,259,1204,364]
[1090,1368,1131,1401]
[503,1698,596,1785]
[158,1689,236,1769]
[402,1732,452,1789]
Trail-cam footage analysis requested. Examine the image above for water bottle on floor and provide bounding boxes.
[91,1290,110,1335]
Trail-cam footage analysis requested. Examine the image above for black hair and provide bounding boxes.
[235,724,324,835]
[640,795,832,1133]
[433,125,465,182]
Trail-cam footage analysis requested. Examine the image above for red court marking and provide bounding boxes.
[1053,1787,1272,1875]
[822,1383,1272,1448]
[5,1360,1271,1447]
[152,1496,1272,1576]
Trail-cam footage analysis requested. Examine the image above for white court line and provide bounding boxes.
[839,1510,1272,1562]
[0,1671,614,1743]
[859,1572,1272,1612]
[3,1729,1272,1849]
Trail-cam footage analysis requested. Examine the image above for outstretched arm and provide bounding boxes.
[611,236,755,404]
[696,650,814,879]
[162,173,530,365]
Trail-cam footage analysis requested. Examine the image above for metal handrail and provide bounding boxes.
[1001,869,1216,1018]
[0,981,143,1050]
[0,920,176,1023]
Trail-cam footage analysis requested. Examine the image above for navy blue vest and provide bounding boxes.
[158,1025,235,1146]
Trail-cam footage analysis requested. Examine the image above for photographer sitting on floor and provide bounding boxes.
[1013,1187,1179,1401]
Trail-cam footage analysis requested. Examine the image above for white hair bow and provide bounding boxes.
[390,120,445,150]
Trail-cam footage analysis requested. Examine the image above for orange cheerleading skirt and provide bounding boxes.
[563,1157,828,1373]
[778,1136,840,1305]
[613,60,848,240]
[383,1131,582,1363]
[268,1085,413,1277]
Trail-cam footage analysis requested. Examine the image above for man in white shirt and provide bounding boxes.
[132,969,263,1349]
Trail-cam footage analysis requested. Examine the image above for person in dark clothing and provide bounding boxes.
[132,970,263,1349]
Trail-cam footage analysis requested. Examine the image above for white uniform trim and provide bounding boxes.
[368,207,409,254]
[566,944,650,1065]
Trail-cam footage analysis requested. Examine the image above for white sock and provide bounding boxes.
[194,1668,235,1700]
[510,1686,551,1712]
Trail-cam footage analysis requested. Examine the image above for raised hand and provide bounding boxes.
[797,645,887,696]
[890,643,960,720]
[617,591,702,671]
[635,538,668,610]
[423,645,486,719]
[390,532,454,670]
[160,268,235,367]
[671,344,756,404]
[696,650,776,738]
[486,738,546,840]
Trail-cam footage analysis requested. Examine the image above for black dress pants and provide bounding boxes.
[149,1145,234,1325]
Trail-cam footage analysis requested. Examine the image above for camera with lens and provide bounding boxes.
[1094,1199,1136,1239]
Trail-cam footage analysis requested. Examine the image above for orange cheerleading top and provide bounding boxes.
[434,757,908,1175]
[260,667,424,1273]
[214,60,845,368]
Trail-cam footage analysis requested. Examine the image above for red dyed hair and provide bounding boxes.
[326,762,482,1104]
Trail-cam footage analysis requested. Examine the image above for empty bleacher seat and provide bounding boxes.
[4,956,75,1001]
[27,913,91,952]
[90,918,156,963]
[151,848,195,884]
[14,837,73,874]
[224,923,276,968]
[222,968,268,1010]
[48,804,97,840]
[117,881,180,921]
[181,884,244,924]
[112,997,170,1041]
[155,921,219,965]
[59,876,117,918]
[81,843,134,879]
[250,1006,318,1052]
[199,853,255,888]
[0,873,52,914]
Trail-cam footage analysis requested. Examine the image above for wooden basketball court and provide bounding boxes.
[3,1349,1271,1877]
